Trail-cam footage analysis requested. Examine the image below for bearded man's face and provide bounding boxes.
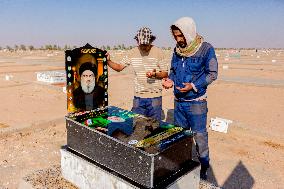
[172,29,187,48]
[81,70,96,93]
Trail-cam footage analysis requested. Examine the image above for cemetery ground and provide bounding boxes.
[0,49,284,189]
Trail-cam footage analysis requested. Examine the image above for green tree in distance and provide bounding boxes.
[20,44,26,51]
[6,46,12,51]
[28,45,34,51]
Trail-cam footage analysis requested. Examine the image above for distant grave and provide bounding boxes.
[36,71,66,83]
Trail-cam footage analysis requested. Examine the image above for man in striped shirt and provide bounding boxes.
[107,27,168,120]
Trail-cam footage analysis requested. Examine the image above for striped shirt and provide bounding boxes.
[120,46,168,98]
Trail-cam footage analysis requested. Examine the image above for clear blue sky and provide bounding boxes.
[0,0,283,48]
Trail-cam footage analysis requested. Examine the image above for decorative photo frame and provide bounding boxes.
[65,43,108,116]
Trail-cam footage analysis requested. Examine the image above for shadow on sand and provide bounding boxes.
[165,109,255,189]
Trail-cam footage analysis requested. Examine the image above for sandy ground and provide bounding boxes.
[0,49,284,189]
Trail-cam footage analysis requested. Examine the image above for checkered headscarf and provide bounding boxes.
[134,27,156,45]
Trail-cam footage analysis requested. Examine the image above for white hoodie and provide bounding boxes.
[172,17,197,44]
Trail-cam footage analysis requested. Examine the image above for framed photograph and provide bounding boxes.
[65,43,108,114]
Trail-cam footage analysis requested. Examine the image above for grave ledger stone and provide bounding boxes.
[62,44,200,188]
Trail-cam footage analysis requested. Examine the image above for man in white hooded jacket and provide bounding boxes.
[163,17,218,180]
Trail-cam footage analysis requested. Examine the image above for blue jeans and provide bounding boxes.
[132,96,162,121]
[174,100,210,169]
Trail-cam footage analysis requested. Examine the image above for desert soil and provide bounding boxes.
[0,49,283,189]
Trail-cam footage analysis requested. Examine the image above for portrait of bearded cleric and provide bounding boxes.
[73,62,105,111]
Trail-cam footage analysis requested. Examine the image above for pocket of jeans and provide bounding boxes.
[151,98,162,107]
[189,101,208,115]
[133,98,140,108]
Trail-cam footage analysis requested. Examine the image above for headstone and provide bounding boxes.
[65,43,108,114]
[62,44,199,189]
[5,74,12,81]
[66,106,196,188]
[36,71,65,83]
[222,65,229,70]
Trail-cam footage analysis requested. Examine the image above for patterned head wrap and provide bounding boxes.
[134,27,156,45]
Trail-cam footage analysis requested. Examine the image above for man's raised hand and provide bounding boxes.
[162,78,173,89]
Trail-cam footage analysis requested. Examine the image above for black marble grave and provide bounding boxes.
[66,106,195,188]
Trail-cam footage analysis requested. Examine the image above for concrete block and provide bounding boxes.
[61,147,200,189]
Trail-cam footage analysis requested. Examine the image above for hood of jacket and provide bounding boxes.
[171,17,203,57]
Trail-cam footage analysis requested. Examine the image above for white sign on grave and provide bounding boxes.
[210,117,232,133]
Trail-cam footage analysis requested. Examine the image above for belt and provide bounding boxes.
[175,98,207,102]
[175,93,207,102]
